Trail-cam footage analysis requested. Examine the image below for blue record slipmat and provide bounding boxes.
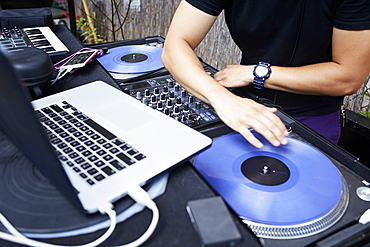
[97,45,163,74]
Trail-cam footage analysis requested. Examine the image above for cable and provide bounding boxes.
[287,0,306,66]
[51,68,71,85]
[115,185,160,247]
[0,207,116,247]
[0,186,159,247]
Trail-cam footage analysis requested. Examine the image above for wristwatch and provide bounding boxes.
[253,62,271,90]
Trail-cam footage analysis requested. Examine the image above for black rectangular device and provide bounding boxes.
[186,197,243,247]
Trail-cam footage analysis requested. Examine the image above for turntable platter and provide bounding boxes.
[193,133,349,239]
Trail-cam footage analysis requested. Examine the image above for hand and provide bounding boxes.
[209,91,288,148]
[214,65,254,88]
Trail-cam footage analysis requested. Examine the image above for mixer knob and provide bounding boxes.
[159,93,166,102]
[174,84,180,93]
[136,91,142,100]
[151,95,157,104]
[183,103,190,115]
[154,87,160,96]
[195,102,201,111]
[181,90,187,98]
[176,97,182,106]
[169,91,175,99]
[145,89,151,97]
[166,99,173,108]
[142,97,149,105]
[173,106,181,116]
[163,86,169,94]
[188,95,195,104]
[157,101,164,111]
[168,80,174,88]
[164,108,171,116]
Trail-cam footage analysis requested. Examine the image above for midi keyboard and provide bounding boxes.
[0,26,69,56]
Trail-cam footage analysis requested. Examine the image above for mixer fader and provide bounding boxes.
[118,69,222,130]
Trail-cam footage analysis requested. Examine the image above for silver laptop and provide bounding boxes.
[0,49,212,214]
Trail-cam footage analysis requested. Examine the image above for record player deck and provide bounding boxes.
[191,102,370,246]
[193,131,370,246]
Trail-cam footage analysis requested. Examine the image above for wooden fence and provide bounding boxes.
[74,0,369,115]
[74,0,241,70]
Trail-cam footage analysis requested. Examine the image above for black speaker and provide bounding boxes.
[339,109,370,169]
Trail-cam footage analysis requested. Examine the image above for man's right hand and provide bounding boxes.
[208,89,289,148]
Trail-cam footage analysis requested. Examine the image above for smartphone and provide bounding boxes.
[60,50,98,70]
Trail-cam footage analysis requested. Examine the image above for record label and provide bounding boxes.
[193,133,344,227]
[241,156,290,186]
[97,45,163,74]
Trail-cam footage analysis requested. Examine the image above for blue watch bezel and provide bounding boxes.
[253,62,271,90]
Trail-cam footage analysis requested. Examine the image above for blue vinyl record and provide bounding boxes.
[97,45,163,74]
[193,133,344,226]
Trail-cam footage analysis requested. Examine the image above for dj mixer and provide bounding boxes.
[117,66,222,131]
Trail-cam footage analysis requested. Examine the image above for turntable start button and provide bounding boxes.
[356,187,370,201]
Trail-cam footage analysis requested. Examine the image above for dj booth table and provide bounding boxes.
[1,25,370,247]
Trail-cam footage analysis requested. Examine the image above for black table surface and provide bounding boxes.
[0,25,260,247]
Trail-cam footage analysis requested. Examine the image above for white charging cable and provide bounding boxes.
[51,67,71,86]
[0,207,116,247]
[117,185,160,247]
[0,185,159,247]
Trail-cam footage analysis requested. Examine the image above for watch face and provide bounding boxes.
[255,66,269,77]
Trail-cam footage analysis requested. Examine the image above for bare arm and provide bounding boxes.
[162,0,288,148]
[215,29,370,96]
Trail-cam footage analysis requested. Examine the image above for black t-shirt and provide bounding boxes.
[186,0,370,116]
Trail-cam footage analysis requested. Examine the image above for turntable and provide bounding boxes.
[193,130,370,246]
[97,45,164,80]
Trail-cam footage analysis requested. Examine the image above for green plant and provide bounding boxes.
[75,0,135,43]
[76,12,105,43]
[356,86,370,118]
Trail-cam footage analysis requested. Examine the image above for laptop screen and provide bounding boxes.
[0,49,84,212]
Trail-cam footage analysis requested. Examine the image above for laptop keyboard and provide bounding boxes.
[35,101,147,186]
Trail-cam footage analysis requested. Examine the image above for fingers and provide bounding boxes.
[238,129,264,148]
[251,120,288,148]
[214,70,225,85]
[250,105,288,146]
[214,97,288,148]
[238,113,288,148]
[214,65,252,88]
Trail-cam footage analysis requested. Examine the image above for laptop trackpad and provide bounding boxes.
[95,100,155,132]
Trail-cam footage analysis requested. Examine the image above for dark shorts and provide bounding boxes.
[294,110,341,144]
